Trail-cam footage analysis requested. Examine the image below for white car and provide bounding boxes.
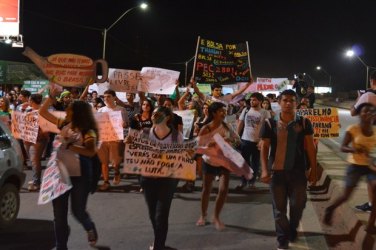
[0,120,25,227]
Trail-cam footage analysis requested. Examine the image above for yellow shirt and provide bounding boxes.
[346,124,376,166]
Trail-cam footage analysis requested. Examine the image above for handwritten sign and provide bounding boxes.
[22,47,109,87]
[108,68,141,93]
[173,110,195,140]
[38,150,72,205]
[139,67,180,94]
[11,110,39,143]
[123,130,196,180]
[95,111,124,141]
[23,80,49,96]
[194,37,251,84]
[296,108,340,138]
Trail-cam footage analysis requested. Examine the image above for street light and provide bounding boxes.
[303,72,315,85]
[102,3,148,59]
[346,49,369,89]
[316,65,332,86]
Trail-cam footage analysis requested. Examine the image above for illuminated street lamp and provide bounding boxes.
[316,65,332,86]
[102,3,148,59]
[346,49,369,89]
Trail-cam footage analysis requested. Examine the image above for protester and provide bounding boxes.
[261,98,275,118]
[349,71,376,213]
[196,102,241,231]
[324,102,376,234]
[292,74,308,103]
[305,85,315,108]
[39,85,99,249]
[260,89,317,249]
[236,92,270,190]
[97,89,129,191]
[116,93,141,120]
[0,96,11,114]
[24,94,49,191]
[128,106,182,250]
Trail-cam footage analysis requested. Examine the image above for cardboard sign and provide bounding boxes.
[95,111,124,141]
[173,110,195,140]
[194,37,251,84]
[296,108,340,138]
[123,130,197,180]
[38,150,72,205]
[196,133,253,180]
[108,68,141,93]
[139,67,180,94]
[11,110,39,143]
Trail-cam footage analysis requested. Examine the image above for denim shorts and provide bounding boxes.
[345,164,376,188]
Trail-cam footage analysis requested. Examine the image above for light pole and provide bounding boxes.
[302,73,315,86]
[316,66,332,86]
[346,49,370,89]
[102,3,148,59]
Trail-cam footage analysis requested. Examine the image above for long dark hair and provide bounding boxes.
[142,98,155,117]
[70,100,99,140]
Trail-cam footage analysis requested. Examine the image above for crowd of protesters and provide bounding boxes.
[1,71,376,250]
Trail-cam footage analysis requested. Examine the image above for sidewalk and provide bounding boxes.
[312,98,376,249]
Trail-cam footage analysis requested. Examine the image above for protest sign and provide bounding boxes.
[123,130,196,180]
[196,133,253,180]
[139,67,180,94]
[193,37,251,84]
[296,107,340,138]
[23,80,49,96]
[38,150,72,205]
[95,111,124,141]
[108,68,141,93]
[173,110,195,140]
[39,111,66,133]
[22,47,109,87]
[11,110,39,143]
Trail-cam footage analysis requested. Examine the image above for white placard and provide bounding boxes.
[139,67,180,94]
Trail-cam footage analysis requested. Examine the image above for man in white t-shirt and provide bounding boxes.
[350,70,376,212]
[97,89,129,191]
[236,92,271,189]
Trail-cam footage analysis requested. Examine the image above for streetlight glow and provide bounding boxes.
[346,50,354,57]
[140,3,148,9]
[316,66,321,70]
[315,65,332,86]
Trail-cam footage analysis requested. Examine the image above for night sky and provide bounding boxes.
[1,0,376,91]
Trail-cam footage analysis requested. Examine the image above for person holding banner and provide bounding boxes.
[39,86,99,249]
[24,94,49,191]
[97,89,129,191]
[136,106,183,250]
[196,102,241,231]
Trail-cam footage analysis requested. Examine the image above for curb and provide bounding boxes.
[309,164,376,249]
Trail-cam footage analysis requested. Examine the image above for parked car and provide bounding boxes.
[0,120,25,227]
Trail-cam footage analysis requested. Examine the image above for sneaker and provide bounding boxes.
[28,183,40,192]
[355,202,372,212]
[87,227,98,247]
[277,242,289,250]
[99,181,110,191]
[113,174,121,185]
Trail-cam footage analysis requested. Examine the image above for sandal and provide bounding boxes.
[212,218,225,231]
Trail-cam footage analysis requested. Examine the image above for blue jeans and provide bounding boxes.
[240,140,260,185]
[270,169,307,245]
[141,177,179,250]
[52,175,95,250]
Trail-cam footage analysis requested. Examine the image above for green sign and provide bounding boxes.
[0,60,45,84]
[23,80,49,96]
